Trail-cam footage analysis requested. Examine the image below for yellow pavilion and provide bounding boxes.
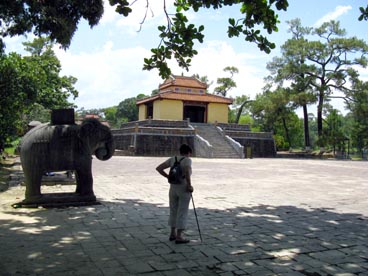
[136,75,233,123]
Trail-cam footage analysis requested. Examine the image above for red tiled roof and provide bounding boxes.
[136,92,233,105]
[85,114,100,119]
[76,115,111,128]
[159,75,207,90]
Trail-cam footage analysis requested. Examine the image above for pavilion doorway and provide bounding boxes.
[183,104,206,123]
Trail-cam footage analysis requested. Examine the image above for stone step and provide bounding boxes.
[192,123,241,158]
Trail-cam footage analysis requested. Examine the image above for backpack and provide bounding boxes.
[168,156,185,184]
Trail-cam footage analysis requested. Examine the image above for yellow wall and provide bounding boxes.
[153,99,183,120]
[138,104,146,121]
[138,100,228,122]
[207,103,228,123]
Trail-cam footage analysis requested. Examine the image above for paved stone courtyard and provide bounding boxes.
[0,157,367,275]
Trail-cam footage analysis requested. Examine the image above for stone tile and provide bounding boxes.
[175,260,199,269]
[124,261,155,274]
[163,269,193,276]
[150,244,175,255]
[2,157,368,275]
[148,260,177,271]
[337,262,366,274]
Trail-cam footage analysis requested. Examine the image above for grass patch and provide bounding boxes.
[4,138,20,155]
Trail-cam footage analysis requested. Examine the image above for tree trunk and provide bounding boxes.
[302,104,310,149]
[282,117,291,147]
[317,92,324,146]
[235,100,252,124]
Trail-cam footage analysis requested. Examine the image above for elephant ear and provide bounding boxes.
[80,118,99,138]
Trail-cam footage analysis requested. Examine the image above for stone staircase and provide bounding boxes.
[192,123,241,158]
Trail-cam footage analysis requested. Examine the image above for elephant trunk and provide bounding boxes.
[95,137,115,161]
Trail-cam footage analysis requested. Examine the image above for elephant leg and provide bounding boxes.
[75,162,94,196]
[24,167,43,201]
[75,170,82,194]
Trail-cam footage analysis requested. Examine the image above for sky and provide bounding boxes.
[4,0,368,114]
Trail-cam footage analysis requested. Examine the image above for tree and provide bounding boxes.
[23,103,52,126]
[232,95,253,124]
[0,38,78,153]
[3,2,368,80]
[346,80,368,152]
[238,114,254,126]
[116,97,140,123]
[266,19,316,149]
[267,19,368,147]
[214,66,238,97]
[0,0,289,79]
[102,106,119,128]
[192,74,212,89]
[359,5,368,21]
[250,87,301,149]
[22,37,78,109]
[309,21,368,146]
[0,52,38,151]
[151,89,159,96]
[323,107,346,154]
[0,0,104,52]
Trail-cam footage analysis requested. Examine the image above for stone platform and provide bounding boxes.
[0,157,367,275]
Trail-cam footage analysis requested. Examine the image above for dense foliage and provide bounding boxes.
[0,0,104,51]
[0,38,77,153]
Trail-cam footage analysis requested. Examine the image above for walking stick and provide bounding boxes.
[191,194,203,242]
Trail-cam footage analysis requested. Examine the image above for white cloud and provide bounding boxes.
[54,39,268,109]
[54,42,161,109]
[182,41,268,99]
[314,5,352,27]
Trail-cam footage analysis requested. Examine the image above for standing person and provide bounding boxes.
[156,144,194,244]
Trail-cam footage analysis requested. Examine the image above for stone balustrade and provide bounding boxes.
[224,135,245,158]
[216,123,251,131]
[194,135,213,158]
[120,119,189,129]
[112,126,195,136]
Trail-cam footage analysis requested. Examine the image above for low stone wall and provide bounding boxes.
[112,120,196,157]
[232,137,276,158]
[219,128,276,158]
[224,130,273,139]
[112,132,134,151]
[134,134,195,156]
[113,120,276,158]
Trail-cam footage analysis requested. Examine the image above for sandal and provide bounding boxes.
[169,235,176,241]
[175,238,190,244]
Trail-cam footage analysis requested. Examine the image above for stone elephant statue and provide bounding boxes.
[20,118,115,202]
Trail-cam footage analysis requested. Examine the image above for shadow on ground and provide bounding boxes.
[0,162,14,193]
[0,198,367,275]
